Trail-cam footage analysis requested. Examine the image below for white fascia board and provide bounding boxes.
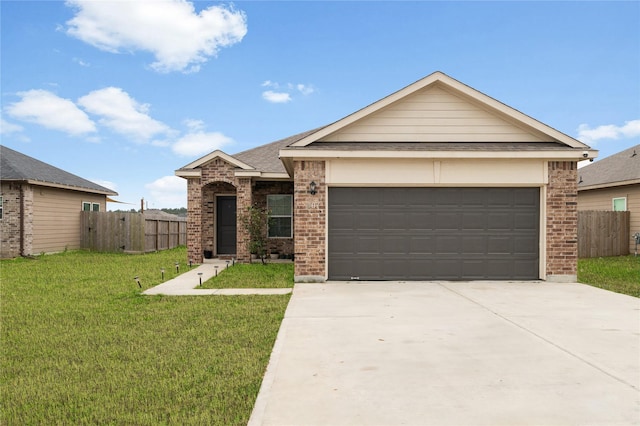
[179,150,255,171]
[279,148,598,160]
[234,170,262,177]
[175,169,201,178]
[260,172,292,179]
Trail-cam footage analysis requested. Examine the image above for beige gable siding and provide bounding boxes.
[32,186,105,253]
[322,85,548,143]
[577,184,640,253]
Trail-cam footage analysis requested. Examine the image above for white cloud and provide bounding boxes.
[261,80,315,103]
[296,83,315,95]
[78,87,171,141]
[183,118,205,132]
[65,0,247,73]
[172,131,233,156]
[73,57,90,67]
[145,175,187,207]
[90,179,117,191]
[1,118,24,134]
[577,119,640,144]
[262,90,292,104]
[6,89,96,135]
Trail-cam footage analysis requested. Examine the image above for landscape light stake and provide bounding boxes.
[189,259,192,269]
[134,276,141,288]
[226,260,230,269]
[214,265,219,277]
[161,268,165,281]
[175,262,179,274]
[198,272,203,286]
[232,257,235,267]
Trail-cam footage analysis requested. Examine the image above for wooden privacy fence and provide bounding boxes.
[81,212,186,253]
[578,210,630,258]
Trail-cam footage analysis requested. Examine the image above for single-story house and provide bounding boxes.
[578,144,639,253]
[176,71,596,282]
[0,145,118,258]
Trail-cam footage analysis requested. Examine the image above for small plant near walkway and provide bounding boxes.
[1,248,289,425]
[240,205,270,264]
[578,255,640,297]
[201,263,294,289]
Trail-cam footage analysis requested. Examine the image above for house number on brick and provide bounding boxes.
[306,201,319,209]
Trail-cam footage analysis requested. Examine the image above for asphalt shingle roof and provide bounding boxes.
[0,145,117,195]
[232,127,325,173]
[578,144,640,189]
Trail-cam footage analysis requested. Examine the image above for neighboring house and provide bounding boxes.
[0,145,118,258]
[577,144,640,253]
[176,71,596,282]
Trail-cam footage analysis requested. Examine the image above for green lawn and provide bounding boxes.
[1,248,290,425]
[578,255,640,297]
[201,262,294,289]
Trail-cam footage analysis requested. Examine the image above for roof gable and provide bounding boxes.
[291,71,589,149]
[0,145,117,195]
[578,144,640,190]
[177,150,255,172]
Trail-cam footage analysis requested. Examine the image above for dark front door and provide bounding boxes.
[216,196,237,255]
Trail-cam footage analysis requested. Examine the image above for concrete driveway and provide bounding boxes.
[249,281,640,426]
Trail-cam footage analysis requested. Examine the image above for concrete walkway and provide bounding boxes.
[142,260,292,296]
[249,281,640,426]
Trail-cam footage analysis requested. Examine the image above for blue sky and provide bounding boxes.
[2,1,639,209]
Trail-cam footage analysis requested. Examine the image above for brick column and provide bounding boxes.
[293,160,326,282]
[236,177,252,262]
[546,161,578,282]
[187,178,202,263]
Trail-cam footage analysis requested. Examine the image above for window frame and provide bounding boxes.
[267,194,293,238]
[82,202,101,212]
[612,197,627,212]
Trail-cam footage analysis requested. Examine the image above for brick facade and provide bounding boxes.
[293,160,326,281]
[546,161,578,281]
[0,182,33,258]
[184,158,293,264]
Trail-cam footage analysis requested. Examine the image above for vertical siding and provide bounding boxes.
[32,186,105,253]
[323,85,547,143]
[577,184,640,253]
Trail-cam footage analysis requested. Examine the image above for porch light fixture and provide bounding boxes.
[309,181,317,195]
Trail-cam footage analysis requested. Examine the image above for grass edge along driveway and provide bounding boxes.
[1,248,290,425]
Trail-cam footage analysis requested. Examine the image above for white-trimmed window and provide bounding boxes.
[267,194,292,238]
[612,197,627,211]
[82,202,100,212]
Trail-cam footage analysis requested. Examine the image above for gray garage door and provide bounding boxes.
[328,187,539,280]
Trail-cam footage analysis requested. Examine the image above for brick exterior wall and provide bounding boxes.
[546,161,578,281]
[293,160,326,281]
[253,181,294,257]
[0,182,33,258]
[185,158,293,264]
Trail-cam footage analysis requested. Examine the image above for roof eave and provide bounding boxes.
[23,179,117,196]
[279,148,597,160]
[578,178,640,191]
[178,150,255,171]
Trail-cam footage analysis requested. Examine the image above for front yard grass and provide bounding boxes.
[1,248,289,425]
[578,255,640,297]
[201,262,294,289]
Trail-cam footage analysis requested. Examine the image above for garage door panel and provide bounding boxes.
[328,187,539,280]
[409,236,435,254]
